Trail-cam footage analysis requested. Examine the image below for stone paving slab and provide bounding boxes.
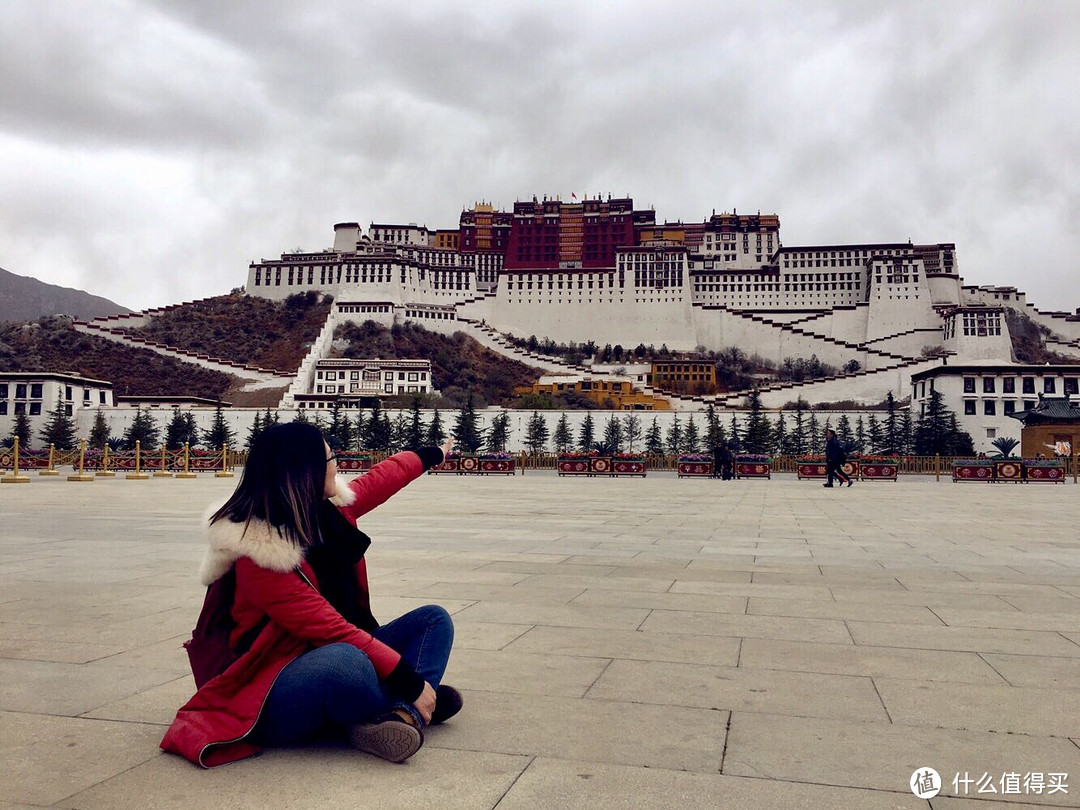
[1,472,1078,808]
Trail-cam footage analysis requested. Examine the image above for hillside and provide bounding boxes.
[0,267,131,322]
[0,317,235,399]
[332,320,544,407]
[125,291,332,372]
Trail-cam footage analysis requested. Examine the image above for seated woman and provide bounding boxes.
[161,422,461,767]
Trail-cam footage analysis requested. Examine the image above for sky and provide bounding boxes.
[1,0,1078,312]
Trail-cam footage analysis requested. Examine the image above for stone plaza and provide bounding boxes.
[2,471,1079,809]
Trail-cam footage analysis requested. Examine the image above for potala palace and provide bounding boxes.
[240,196,1079,413]
[11,194,1075,456]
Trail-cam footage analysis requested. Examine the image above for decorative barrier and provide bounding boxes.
[993,460,1024,482]
[611,456,647,477]
[557,455,607,476]
[859,461,897,481]
[429,456,460,474]
[677,457,713,478]
[796,459,828,479]
[952,460,995,482]
[336,453,374,473]
[735,456,772,479]
[429,455,517,475]
[1023,459,1065,483]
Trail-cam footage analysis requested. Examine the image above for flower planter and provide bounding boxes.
[796,461,828,479]
[336,454,373,473]
[429,457,460,474]
[735,457,772,479]
[1024,460,1065,483]
[952,461,993,482]
[993,460,1023,482]
[0,450,49,469]
[611,457,647,477]
[859,462,897,481]
[475,457,516,475]
[558,456,595,476]
[677,460,714,478]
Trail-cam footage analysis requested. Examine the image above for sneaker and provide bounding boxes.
[430,684,464,725]
[823,483,834,488]
[349,711,423,763]
[847,479,853,487]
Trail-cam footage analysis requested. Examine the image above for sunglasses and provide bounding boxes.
[326,453,338,464]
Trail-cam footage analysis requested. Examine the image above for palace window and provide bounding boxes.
[963,378,976,393]
[984,400,996,415]
[982,378,995,393]
[1044,378,1056,393]
[964,400,976,415]
[1002,377,1015,394]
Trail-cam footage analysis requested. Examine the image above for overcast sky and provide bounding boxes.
[1,0,1077,312]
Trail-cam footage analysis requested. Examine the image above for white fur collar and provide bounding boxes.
[198,474,356,585]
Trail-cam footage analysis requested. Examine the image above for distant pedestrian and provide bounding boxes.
[718,440,735,481]
[824,428,852,488]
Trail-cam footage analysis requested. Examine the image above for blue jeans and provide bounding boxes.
[257,605,454,746]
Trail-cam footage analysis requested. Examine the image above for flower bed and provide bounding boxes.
[0,450,49,470]
[611,454,647,477]
[336,453,374,472]
[1023,458,1065,483]
[859,460,896,481]
[735,455,771,479]
[429,455,460,474]
[677,455,713,478]
[472,454,516,475]
[952,459,994,482]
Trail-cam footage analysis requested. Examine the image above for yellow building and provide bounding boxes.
[514,377,670,410]
[648,361,718,395]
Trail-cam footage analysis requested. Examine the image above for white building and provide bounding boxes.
[910,363,1080,453]
[0,372,113,442]
[294,358,434,410]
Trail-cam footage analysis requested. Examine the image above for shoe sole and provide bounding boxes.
[349,721,423,763]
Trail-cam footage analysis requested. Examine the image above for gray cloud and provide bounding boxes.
[0,0,1077,312]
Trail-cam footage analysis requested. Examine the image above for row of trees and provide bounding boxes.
[6,389,975,459]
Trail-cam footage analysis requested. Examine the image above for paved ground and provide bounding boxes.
[1,471,1079,809]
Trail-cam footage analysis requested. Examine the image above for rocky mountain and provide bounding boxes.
[0,266,131,322]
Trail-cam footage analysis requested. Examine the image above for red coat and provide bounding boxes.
[160,451,425,767]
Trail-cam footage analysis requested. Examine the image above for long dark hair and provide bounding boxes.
[210,421,329,548]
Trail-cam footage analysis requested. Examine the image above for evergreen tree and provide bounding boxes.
[361,400,382,449]
[729,415,741,451]
[452,393,483,453]
[836,413,854,452]
[622,413,642,453]
[788,399,808,456]
[741,391,772,454]
[264,406,279,426]
[183,412,200,448]
[88,409,111,450]
[807,411,821,454]
[167,409,191,450]
[328,401,350,450]
[379,411,393,452]
[351,410,365,450]
[525,411,550,454]
[201,405,235,450]
[486,411,511,452]
[682,414,699,454]
[704,404,721,450]
[243,411,264,451]
[311,411,328,434]
[644,416,664,455]
[603,414,624,453]
[12,411,31,448]
[899,408,914,455]
[390,411,409,452]
[774,414,787,455]
[867,414,883,454]
[854,415,867,454]
[577,413,596,452]
[884,392,899,453]
[123,407,160,450]
[406,397,424,449]
[39,394,77,450]
[425,407,446,445]
[293,408,310,423]
[553,413,574,453]
[665,414,682,455]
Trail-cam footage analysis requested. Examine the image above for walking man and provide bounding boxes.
[824,428,852,488]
